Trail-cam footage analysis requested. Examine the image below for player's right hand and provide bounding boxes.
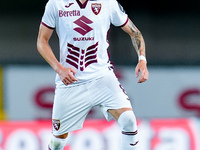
[135,60,149,83]
[58,67,78,85]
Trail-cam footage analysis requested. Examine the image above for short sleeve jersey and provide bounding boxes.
[42,0,128,87]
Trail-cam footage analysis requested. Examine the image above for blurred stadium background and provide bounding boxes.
[0,0,200,149]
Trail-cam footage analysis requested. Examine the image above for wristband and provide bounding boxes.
[139,55,147,63]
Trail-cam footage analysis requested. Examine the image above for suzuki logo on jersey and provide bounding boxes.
[73,15,93,36]
[91,3,101,15]
[66,42,98,71]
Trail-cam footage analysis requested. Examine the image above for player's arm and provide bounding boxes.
[37,24,78,85]
[121,18,149,83]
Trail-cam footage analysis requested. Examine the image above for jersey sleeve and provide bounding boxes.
[109,0,128,27]
[41,0,57,29]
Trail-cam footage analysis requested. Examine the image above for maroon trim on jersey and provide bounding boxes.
[41,22,55,30]
[66,59,79,69]
[87,42,98,50]
[106,28,114,69]
[86,48,97,56]
[76,0,88,9]
[85,55,96,62]
[67,43,80,52]
[68,48,79,57]
[67,55,79,63]
[117,17,129,28]
[85,60,97,68]
[106,28,110,45]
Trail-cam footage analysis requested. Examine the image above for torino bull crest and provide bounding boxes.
[91,3,101,15]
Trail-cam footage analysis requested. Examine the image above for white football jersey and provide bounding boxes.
[42,0,128,87]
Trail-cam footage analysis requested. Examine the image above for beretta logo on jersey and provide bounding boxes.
[91,3,101,15]
[59,10,80,17]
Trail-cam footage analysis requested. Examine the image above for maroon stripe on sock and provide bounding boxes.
[130,141,139,146]
[122,130,138,135]
[48,145,51,150]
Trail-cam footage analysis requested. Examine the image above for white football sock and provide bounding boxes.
[48,135,68,150]
[118,110,139,150]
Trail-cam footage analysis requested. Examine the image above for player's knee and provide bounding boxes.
[118,110,137,132]
[55,133,68,139]
[48,134,68,150]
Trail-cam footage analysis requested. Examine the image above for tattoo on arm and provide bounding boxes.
[128,21,145,57]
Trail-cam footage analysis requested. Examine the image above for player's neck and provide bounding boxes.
[78,0,87,4]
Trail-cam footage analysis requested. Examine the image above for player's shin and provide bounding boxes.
[118,110,139,150]
[48,135,68,150]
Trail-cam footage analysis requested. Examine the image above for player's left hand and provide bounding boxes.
[135,60,149,83]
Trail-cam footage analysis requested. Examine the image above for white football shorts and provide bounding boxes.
[52,69,132,135]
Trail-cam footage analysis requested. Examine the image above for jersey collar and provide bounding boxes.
[76,0,88,9]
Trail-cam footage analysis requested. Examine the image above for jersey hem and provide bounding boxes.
[55,67,111,88]
[41,22,55,30]
[53,125,83,136]
[117,17,129,28]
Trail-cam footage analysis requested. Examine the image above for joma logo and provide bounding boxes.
[73,15,93,36]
